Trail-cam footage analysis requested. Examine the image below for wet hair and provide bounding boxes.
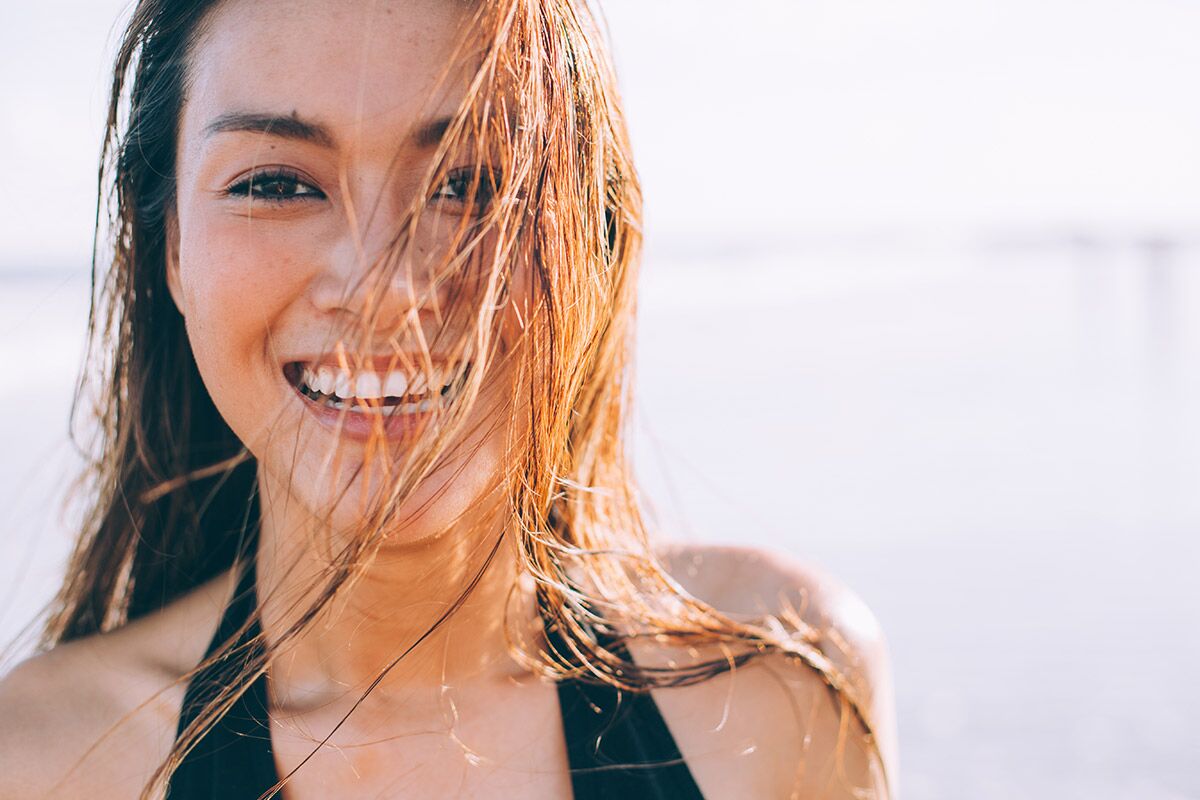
[41,1,889,797]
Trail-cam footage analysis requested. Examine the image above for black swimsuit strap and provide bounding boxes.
[545,615,707,800]
[167,564,705,800]
[167,557,277,799]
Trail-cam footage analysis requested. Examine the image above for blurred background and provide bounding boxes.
[2,1,1198,797]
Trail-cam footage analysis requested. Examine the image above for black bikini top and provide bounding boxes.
[165,557,706,799]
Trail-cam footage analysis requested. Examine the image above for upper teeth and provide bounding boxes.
[301,365,456,400]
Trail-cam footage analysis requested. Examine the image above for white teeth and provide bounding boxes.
[383,371,409,398]
[317,366,336,395]
[354,372,382,399]
[298,360,470,411]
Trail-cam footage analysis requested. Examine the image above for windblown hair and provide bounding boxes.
[41,0,888,797]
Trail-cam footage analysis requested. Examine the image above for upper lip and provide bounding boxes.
[284,353,459,371]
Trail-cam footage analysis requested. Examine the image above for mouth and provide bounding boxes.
[282,359,472,422]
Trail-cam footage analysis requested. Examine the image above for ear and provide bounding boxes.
[164,206,186,316]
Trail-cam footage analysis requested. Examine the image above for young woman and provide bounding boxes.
[0,1,896,797]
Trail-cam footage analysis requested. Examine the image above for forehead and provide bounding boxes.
[183,0,474,146]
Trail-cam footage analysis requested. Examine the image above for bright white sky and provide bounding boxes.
[2,0,1198,271]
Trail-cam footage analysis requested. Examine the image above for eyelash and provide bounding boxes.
[224,169,325,203]
[221,166,500,209]
[431,166,500,212]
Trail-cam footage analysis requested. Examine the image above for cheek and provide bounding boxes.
[179,218,309,339]
[176,213,316,442]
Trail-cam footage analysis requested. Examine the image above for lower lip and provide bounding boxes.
[289,384,442,442]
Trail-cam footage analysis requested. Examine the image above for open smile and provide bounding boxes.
[282,360,472,439]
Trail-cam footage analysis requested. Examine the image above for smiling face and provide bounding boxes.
[168,0,526,544]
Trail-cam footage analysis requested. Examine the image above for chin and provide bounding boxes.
[259,427,502,549]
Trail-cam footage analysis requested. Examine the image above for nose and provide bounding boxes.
[309,210,437,334]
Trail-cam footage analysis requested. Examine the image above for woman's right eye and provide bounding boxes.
[224,170,326,203]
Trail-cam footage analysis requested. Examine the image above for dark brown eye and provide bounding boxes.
[226,170,325,202]
[431,167,498,213]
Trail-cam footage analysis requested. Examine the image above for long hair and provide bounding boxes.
[42,1,889,797]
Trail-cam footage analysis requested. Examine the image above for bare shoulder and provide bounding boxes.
[0,571,234,799]
[656,541,892,711]
[645,541,898,800]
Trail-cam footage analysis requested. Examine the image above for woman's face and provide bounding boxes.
[168,0,522,542]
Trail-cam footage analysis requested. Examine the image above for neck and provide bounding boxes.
[253,475,538,716]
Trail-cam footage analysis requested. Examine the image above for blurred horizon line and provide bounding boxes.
[5,224,1200,278]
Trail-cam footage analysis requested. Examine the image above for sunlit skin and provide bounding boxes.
[162,2,568,790]
[0,2,896,798]
[169,0,534,705]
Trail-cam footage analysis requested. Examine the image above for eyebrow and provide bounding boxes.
[203,111,456,149]
[413,116,453,148]
[204,112,334,146]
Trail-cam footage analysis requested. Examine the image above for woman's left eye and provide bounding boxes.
[225,170,325,203]
[431,167,498,212]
